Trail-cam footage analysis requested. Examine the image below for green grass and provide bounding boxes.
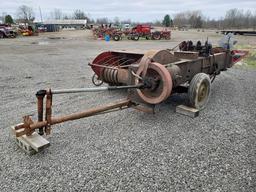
[235,45,256,69]
[244,51,256,68]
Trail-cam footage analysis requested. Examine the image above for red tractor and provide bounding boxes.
[132,24,151,35]
[128,24,171,41]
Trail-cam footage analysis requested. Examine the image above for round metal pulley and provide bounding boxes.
[135,62,172,104]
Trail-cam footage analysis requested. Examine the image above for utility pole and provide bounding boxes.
[39,6,43,22]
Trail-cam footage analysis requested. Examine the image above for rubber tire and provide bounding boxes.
[92,73,103,86]
[152,32,161,40]
[113,35,120,41]
[133,35,139,41]
[188,73,211,110]
[0,32,4,38]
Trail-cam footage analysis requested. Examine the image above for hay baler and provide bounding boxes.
[11,40,248,154]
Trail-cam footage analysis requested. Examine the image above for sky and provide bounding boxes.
[0,0,256,22]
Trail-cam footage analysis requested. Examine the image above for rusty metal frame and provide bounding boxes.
[14,89,139,137]
[36,91,45,135]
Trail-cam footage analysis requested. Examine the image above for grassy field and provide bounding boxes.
[235,44,256,68]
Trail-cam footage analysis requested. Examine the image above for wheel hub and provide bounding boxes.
[198,82,208,102]
[135,62,172,104]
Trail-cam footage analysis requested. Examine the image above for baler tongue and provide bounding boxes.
[11,85,151,154]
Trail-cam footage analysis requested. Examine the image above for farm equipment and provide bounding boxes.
[92,24,123,41]
[93,27,123,41]
[127,25,171,40]
[11,38,248,154]
[92,24,171,41]
[19,25,38,36]
[127,24,152,40]
[0,24,17,38]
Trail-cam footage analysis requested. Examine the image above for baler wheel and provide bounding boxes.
[188,73,211,110]
[92,73,103,86]
[135,62,172,104]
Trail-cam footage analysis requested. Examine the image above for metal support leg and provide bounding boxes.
[36,90,46,135]
[45,90,52,135]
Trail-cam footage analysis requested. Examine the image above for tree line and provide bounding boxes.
[1,5,256,30]
[172,9,256,29]
[204,9,256,29]
[1,5,91,24]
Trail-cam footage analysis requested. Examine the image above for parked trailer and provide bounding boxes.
[221,30,256,36]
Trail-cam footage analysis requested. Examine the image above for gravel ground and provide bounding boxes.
[0,30,256,191]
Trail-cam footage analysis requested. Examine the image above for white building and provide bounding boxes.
[43,19,87,29]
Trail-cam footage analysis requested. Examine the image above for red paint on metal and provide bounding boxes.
[231,50,249,64]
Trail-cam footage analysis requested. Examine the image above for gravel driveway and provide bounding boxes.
[0,30,255,191]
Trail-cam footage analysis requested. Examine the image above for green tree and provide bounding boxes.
[5,15,14,24]
[162,14,173,27]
